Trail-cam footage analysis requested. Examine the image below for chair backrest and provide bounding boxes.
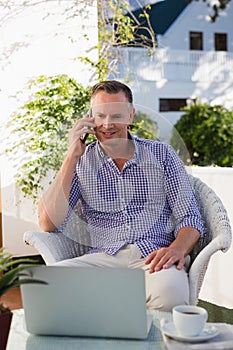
[188,174,232,265]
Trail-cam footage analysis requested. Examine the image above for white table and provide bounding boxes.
[6,309,171,350]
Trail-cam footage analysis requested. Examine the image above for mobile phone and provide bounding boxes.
[81,109,92,144]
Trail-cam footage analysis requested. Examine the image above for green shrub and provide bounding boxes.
[173,102,233,167]
[2,74,91,200]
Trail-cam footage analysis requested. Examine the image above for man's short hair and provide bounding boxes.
[91,80,133,104]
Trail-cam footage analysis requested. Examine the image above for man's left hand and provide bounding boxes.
[145,227,200,273]
[145,247,185,273]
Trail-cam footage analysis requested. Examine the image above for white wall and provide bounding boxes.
[0,0,98,256]
[159,1,233,52]
[115,45,233,126]
[0,1,98,123]
[127,75,233,130]
[191,167,233,309]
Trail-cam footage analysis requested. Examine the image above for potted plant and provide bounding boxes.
[0,247,46,350]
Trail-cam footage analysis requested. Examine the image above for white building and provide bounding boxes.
[114,0,233,128]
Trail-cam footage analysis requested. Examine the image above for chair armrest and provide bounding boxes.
[188,232,230,305]
[24,231,89,265]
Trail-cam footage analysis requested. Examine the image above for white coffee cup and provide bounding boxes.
[172,305,208,337]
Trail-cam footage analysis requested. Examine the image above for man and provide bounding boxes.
[38,80,205,311]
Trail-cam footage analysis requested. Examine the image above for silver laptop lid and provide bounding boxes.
[21,266,151,339]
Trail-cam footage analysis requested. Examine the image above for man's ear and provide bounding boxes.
[129,107,135,124]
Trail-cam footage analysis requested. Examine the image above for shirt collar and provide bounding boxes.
[96,132,139,162]
[96,141,105,158]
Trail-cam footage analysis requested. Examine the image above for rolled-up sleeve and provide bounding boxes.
[164,145,205,237]
[53,170,81,233]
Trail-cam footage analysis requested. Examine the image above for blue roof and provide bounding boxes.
[130,0,189,35]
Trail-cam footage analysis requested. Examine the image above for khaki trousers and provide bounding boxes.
[52,244,189,311]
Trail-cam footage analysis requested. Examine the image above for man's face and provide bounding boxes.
[91,91,135,144]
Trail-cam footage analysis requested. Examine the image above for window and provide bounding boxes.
[215,33,227,51]
[159,99,194,112]
[189,32,203,50]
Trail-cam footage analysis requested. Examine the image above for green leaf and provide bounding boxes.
[0,279,47,298]
[0,248,46,299]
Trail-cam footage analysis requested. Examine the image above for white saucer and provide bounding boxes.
[161,321,219,343]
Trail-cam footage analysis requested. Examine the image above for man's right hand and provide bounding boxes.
[68,114,96,159]
[38,114,96,232]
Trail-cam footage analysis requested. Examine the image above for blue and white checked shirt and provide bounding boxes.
[57,135,205,257]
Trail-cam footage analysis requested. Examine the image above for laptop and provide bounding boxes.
[20,266,153,339]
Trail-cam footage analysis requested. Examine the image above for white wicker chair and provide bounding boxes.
[188,175,232,304]
[24,175,232,305]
